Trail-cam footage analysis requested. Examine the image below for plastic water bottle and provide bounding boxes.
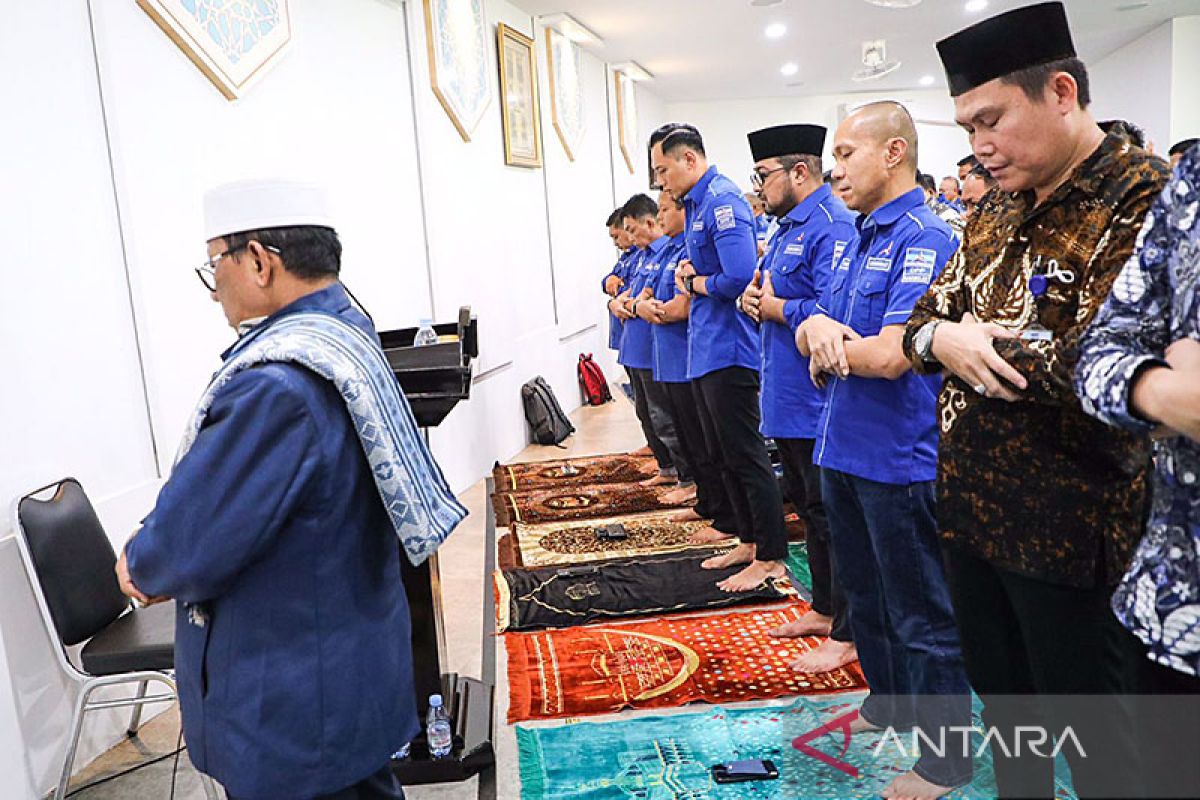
[414,319,438,347]
[426,694,453,759]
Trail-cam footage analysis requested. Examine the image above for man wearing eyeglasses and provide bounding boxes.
[649,123,788,593]
[116,179,465,799]
[738,124,858,676]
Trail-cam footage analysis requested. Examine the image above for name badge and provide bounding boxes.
[866,256,892,272]
[784,243,805,256]
[692,219,705,231]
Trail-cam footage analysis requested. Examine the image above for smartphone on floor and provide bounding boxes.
[711,759,779,783]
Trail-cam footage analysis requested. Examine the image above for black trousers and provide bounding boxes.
[664,379,738,532]
[693,367,787,562]
[626,366,673,473]
[942,546,1145,799]
[629,368,693,484]
[228,764,405,800]
[775,437,851,642]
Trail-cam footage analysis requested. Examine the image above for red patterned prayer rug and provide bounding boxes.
[504,603,867,723]
[492,453,657,492]
[499,511,720,570]
[493,482,694,527]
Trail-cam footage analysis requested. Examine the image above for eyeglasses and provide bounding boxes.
[750,165,789,190]
[194,243,280,292]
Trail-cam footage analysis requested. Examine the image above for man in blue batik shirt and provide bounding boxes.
[738,124,858,677]
[1076,143,1200,798]
[115,180,466,800]
[795,103,969,799]
[649,123,788,593]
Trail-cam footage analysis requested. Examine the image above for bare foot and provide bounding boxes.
[631,446,654,458]
[848,711,881,735]
[641,473,677,487]
[789,640,858,674]
[768,610,832,638]
[689,526,736,545]
[718,559,786,593]
[701,543,755,570]
[883,769,961,800]
[671,508,705,523]
[662,485,697,505]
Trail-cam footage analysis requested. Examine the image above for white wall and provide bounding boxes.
[664,89,970,198]
[1091,21,1174,154]
[1171,16,1200,145]
[0,0,666,796]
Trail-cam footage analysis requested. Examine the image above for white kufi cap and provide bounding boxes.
[203,178,335,241]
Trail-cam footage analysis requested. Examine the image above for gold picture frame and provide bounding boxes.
[137,0,292,100]
[614,70,638,175]
[497,24,543,168]
[423,0,491,142]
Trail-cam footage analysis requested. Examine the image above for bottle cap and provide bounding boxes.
[429,694,443,707]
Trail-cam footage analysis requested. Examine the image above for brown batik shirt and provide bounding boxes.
[902,132,1169,588]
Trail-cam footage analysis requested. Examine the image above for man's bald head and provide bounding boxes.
[845,101,919,174]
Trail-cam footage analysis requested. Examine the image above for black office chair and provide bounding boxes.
[12,478,217,799]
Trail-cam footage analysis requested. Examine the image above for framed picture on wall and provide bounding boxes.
[614,70,638,176]
[136,0,292,100]
[544,28,585,162]
[497,24,543,168]
[423,0,491,142]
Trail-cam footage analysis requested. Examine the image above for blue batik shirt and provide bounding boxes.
[1076,146,1200,677]
[682,165,760,379]
[651,233,691,383]
[759,184,857,440]
[604,248,636,350]
[619,237,671,371]
[813,188,958,485]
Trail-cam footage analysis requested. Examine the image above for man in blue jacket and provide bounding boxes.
[116,179,466,800]
[649,123,787,592]
[740,124,858,675]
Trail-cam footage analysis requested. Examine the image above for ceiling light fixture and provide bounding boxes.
[750,0,784,7]
[852,40,901,82]
[765,22,787,39]
[964,0,988,12]
[780,62,799,77]
[919,74,935,86]
[612,61,654,82]
[862,0,923,8]
[539,13,602,45]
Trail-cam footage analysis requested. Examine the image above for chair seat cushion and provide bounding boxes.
[80,601,175,675]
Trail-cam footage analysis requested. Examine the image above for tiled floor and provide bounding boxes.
[70,391,646,799]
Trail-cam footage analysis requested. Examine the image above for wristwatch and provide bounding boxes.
[913,320,943,364]
[735,295,745,313]
[683,275,696,295]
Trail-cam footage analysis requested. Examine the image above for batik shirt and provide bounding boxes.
[903,131,1170,588]
[1076,146,1200,675]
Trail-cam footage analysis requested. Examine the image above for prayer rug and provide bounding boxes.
[493,453,657,492]
[785,542,813,593]
[516,695,1078,800]
[493,482,694,527]
[502,511,722,570]
[495,551,798,632]
[504,603,867,723]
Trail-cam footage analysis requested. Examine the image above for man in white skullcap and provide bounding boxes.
[115,179,466,799]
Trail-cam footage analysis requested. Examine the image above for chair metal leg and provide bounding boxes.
[126,679,149,736]
[54,683,95,800]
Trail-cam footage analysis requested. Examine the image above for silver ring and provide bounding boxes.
[973,384,987,395]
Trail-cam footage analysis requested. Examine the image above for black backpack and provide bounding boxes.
[521,376,575,446]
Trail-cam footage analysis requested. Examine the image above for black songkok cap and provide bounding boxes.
[937,2,1076,97]
[747,124,826,162]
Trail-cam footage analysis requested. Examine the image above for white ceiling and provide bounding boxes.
[509,0,1200,102]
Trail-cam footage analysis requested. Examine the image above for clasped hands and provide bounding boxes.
[739,270,783,324]
[115,532,168,607]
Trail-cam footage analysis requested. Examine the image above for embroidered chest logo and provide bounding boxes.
[714,204,736,231]
[901,248,937,284]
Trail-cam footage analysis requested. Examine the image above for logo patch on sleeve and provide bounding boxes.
[901,248,937,284]
[714,204,736,231]
[832,241,848,267]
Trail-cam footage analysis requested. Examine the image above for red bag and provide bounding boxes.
[577,353,612,406]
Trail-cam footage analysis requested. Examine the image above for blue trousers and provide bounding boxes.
[228,763,405,800]
[821,469,972,788]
